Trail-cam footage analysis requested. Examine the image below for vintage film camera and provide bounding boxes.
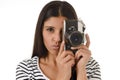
[63,19,86,54]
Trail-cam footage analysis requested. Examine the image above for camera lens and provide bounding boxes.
[69,31,83,46]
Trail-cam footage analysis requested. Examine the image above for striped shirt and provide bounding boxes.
[16,56,101,80]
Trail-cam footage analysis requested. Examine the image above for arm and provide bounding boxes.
[86,58,101,80]
[76,57,101,80]
[76,67,88,80]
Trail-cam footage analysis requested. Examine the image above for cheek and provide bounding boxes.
[43,31,51,46]
[43,36,50,43]
[43,35,52,51]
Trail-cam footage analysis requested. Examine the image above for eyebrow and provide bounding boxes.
[44,26,55,28]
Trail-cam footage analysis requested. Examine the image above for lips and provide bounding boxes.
[52,45,60,50]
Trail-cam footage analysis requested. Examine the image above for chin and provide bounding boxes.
[50,50,59,55]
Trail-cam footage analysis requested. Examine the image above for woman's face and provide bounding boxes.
[43,16,66,55]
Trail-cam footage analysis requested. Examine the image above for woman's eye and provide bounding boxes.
[47,27,54,32]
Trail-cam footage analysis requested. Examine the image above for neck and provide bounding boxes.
[40,52,57,66]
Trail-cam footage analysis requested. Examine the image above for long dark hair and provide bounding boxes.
[32,1,78,58]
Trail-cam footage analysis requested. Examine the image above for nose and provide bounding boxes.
[53,32,61,43]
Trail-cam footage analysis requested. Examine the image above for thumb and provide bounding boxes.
[85,33,90,48]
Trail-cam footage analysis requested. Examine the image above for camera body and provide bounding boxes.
[63,19,86,53]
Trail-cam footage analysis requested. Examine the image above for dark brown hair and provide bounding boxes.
[32,1,78,58]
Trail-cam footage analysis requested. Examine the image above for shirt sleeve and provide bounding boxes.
[86,57,101,80]
[16,60,30,80]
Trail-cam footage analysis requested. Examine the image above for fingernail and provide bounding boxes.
[71,47,73,49]
[62,41,65,44]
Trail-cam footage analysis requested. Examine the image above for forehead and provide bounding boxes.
[44,16,66,27]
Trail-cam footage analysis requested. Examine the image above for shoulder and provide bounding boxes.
[16,56,38,70]
[86,57,101,80]
[16,56,38,80]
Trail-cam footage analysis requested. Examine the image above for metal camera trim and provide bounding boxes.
[63,19,86,50]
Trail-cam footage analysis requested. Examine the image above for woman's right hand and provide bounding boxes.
[56,41,75,80]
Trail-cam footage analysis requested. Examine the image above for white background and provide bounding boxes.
[0,0,120,80]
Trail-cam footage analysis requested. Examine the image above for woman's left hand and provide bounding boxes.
[71,34,91,73]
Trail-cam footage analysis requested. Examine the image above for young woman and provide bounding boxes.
[16,1,101,80]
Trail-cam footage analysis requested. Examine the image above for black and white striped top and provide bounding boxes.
[16,56,101,80]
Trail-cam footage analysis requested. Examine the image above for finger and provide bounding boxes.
[58,41,65,55]
[85,34,90,48]
[63,55,75,63]
[75,50,83,60]
[61,50,74,58]
[75,49,91,59]
[66,57,75,67]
